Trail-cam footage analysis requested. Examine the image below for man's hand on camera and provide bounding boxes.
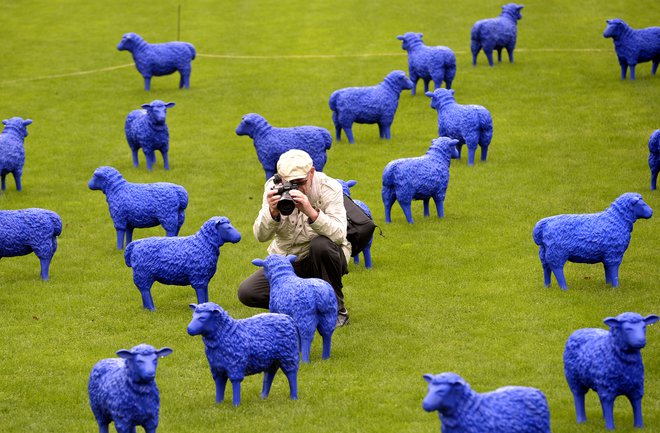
[267,189,281,220]
[289,190,318,222]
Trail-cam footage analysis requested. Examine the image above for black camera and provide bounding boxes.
[272,174,299,216]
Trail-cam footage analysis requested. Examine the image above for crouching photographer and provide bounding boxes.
[237,149,351,326]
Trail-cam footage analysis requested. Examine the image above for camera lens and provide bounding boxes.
[277,192,296,216]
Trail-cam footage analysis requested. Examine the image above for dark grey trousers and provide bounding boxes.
[237,236,348,311]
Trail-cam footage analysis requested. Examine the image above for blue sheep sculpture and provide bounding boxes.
[235,113,332,179]
[117,32,196,90]
[533,193,653,290]
[187,302,299,407]
[0,208,62,280]
[252,254,337,363]
[88,344,173,433]
[124,217,241,310]
[471,3,524,66]
[0,117,32,192]
[426,88,493,166]
[88,166,188,250]
[650,129,660,190]
[382,137,458,224]
[603,19,660,80]
[125,100,176,171]
[336,178,373,269]
[564,312,658,430]
[329,70,413,144]
[397,32,457,93]
[422,372,551,433]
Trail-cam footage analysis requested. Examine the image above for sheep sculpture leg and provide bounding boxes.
[433,194,445,218]
[481,145,489,162]
[213,371,229,403]
[230,379,242,406]
[39,257,52,280]
[191,283,209,304]
[599,395,616,429]
[131,149,139,167]
[144,76,152,91]
[1,174,5,190]
[160,150,170,170]
[652,168,659,190]
[652,61,659,75]
[552,266,569,290]
[604,263,620,287]
[144,152,156,171]
[13,172,22,191]
[423,199,430,217]
[630,396,644,428]
[362,248,372,269]
[571,387,588,423]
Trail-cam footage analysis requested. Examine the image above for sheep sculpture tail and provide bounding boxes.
[124,242,135,268]
[49,212,63,237]
[185,43,197,60]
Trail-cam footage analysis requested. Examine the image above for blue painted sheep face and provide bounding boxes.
[88,166,121,192]
[386,71,414,91]
[631,196,653,219]
[422,373,466,412]
[187,303,221,336]
[2,117,32,137]
[604,314,659,350]
[235,113,264,137]
[117,345,173,383]
[142,100,175,125]
[603,19,625,39]
[214,218,241,244]
[117,33,139,51]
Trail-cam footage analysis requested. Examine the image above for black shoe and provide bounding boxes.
[336,309,350,327]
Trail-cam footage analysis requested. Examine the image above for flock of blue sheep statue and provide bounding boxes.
[2,3,660,432]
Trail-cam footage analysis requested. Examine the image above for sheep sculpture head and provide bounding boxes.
[142,100,175,126]
[502,3,524,21]
[2,117,32,137]
[88,166,122,193]
[235,113,267,138]
[252,254,297,280]
[605,312,659,351]
[117,32,141,52]
[422,372,469,413]
[204,216,242,247]
[116,344,173,384]
[426,88,455,111]
[187,302,228,336]
[397,32,424,50]
[603,19,627,40]
[615,192,653,222]
[384,70,414,92]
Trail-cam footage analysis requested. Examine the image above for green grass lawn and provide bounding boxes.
[1,0,659,431]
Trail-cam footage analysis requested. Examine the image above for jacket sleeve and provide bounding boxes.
[253,181,280,242]
[309,182,347,245]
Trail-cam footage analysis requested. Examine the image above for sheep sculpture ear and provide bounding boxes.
[396,35,404,40]
[116,349,133,359]
[347,180,358,188]
[23,119,32,126]
[604,317,620,328]
[644,315,660,325]
[423,374,434,384]
[156,347,173,358]
[189,303,198,312]
[252,258,265,267]
[417,32,423,38]
[2,120,7,125]
[165,102,176,109]
[425,91,434,98]
[287,255,297,263]
[141,103,151,110]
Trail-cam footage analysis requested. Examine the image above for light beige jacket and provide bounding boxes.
[253,171,351,264]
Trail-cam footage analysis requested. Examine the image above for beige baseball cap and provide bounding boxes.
[277,149,313,181]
